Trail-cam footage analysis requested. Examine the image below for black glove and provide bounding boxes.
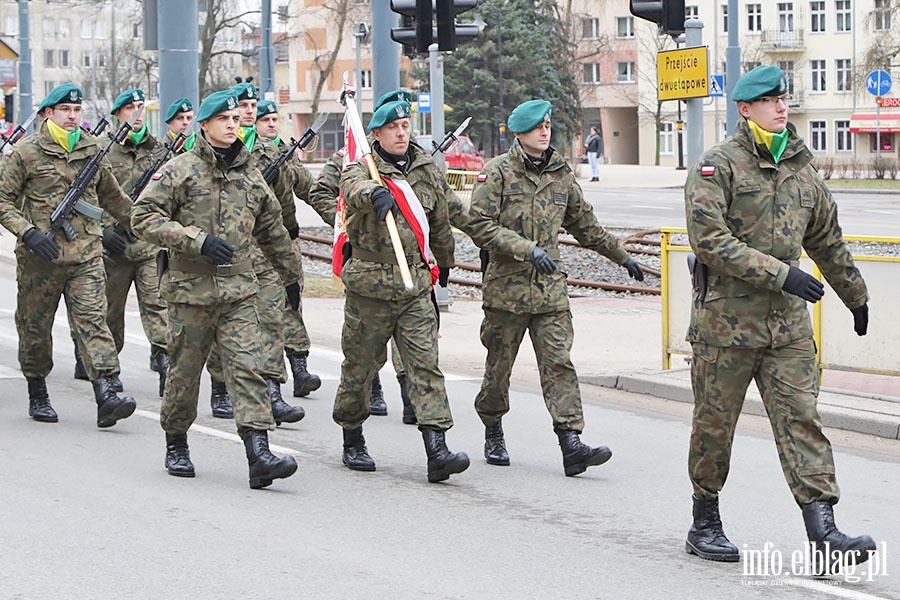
[22,227,59,263]
[287,226,300,240]
[285,281,301,311]
[200,234,235,265]
[851,303,868,336]
[438,267,450,287]
[370,187,396,221]
[530,246,557,275]
[623,258,644,281]
[782,266,824,303]
[102,227,127,255]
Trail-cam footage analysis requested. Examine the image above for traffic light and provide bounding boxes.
[436,0,479,52]
[391,0,432,54]
[629,0,686,37]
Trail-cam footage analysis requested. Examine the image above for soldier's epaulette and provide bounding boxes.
[563,163,572,174]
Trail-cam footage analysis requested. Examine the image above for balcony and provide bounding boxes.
[760,29,806,52]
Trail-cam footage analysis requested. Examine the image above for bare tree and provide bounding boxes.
[625,29,676,165]
[853,3,900,97]
[199,0,261,97]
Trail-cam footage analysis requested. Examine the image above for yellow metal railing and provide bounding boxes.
[445,169,480,208]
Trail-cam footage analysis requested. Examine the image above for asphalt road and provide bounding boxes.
[0,262,898,599]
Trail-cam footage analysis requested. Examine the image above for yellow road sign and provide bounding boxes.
[657,46,709,101]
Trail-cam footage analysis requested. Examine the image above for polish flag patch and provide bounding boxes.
[476,173,488,182]
[700,165,716,177]
[151,172,163,180]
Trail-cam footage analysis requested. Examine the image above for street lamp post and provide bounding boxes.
[354,23,370,119]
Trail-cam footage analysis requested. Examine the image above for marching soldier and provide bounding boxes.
[163,97,197,154]
[335,98,469,483]
[132,89,302,488]
[683,65,876,570]
[0,83,137,427]
[466,99,644,475]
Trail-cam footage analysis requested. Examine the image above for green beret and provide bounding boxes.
[38,83,83,112]
[508,99,552,134]
[373,89,414,112]
[165,97,194,123]
[256,100,277,119]
[732,65,788,102]
[196,90,240,123]
[231,82,258,101]
[367,100,412,131]
[111,88,145,114]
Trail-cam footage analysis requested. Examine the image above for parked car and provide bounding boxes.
[416,134,485,172]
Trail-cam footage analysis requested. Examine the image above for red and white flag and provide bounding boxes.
[331,118,359,278]
[383,176,439,285]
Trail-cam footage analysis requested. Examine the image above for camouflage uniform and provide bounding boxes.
[0,120,132,381]
[131,133,301,435]
[467,139,630,433]
[684,118,868,506]
[334,141,456,430]
[103,130,167,357]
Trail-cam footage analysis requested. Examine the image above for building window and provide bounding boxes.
[835,58,852,91]
[810,1,826,31]
[617,62,635,83]
[132,21,141,39]
[43,17,54,37]
[96,52,107,68]
[80,19,91,39]
[778,60,795,96]
[59,18,69,38]
[747,3,762,31]
[686,5,699,20]
[743,60,761,73]
[4,16,18,36]
[811,59,826,92]
[115,21,126,40]
[81,51,91,68]
[43,49,54,67]
[778,3,795,31]
[582,63,600,84]
[45,81,56,96]
[874,0,891,30]
[835,0,851,31]
[583,17,600,39]
[810,120,827,152]
[870,133,894,152]
[59,49,69,67]
[835,120,853,151]
[94,20,106,39]
[660,122,675,155]
[360,69,372,89]
[721,4,729,33]
[615,16,633,38]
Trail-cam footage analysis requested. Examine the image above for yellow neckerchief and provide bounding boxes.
[747,119,789,163]
[238,125,257,151]
[46,118,82,152]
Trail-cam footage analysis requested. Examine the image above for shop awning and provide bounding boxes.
[849,113,900,133]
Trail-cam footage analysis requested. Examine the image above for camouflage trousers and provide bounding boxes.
[390,338,405,378]
[104,253,167,356]
[474,308,584,433]
[333,291,453,430]
[207,267,287,383]
[161,299,275,435]
[15,249,120,381]
[283,238,310,355]
[689,339,839,506]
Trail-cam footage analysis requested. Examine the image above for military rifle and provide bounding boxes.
[431,117,471,156]
[131,131,186,202]
[262,112,329,184]
[49,106,144,241]
[0,109,39,153]
[90,117,109,137]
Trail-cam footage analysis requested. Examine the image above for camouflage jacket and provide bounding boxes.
[131,133,300,306]
[684,118,867,348]
[106,132,161,262]
[277,139,336,227]
[467,140,628,314]
[339,141,455,301]
[246,137,296,276]
[0,120,132,265]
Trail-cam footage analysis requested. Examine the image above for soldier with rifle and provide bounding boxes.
[0,83,137,427]
[0,108,38,157]
[163,97,196,155]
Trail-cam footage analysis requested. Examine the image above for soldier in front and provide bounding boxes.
[132,90,302,489]
[0,83,136,428]
[335,99,469,483]
[683,65,876,571]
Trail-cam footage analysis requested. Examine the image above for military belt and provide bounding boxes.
[353,247,418,267]
[492,248,561,262]
[169,257,253,276]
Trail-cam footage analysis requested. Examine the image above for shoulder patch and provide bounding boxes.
[151,172,163,180]
[700,165,716,177]
[476,173,488,182]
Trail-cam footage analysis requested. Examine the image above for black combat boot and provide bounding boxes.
[342,427,376,471]
[557,430,611,476]
[422,428,470,483]
[685,495,740,562]
[802,501,877,574]
[27,377,58,423]
[165,433,195,477]
[484,421,510,466]
[286,350,321,397]
[210,377,233,419]
[398,374,416,425]
[242,429,298,489]
[369,373,388,416]
[92,377,136,428]
[152,352,168,398]
[73,346,88,381]
[268,379,305,425]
